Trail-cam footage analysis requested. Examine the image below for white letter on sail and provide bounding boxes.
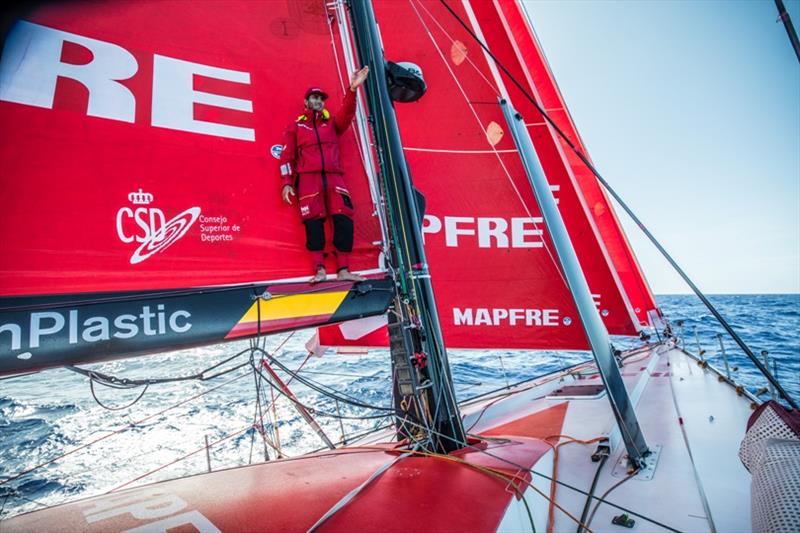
[0,21,137,122]
[421,215,442,243]
[0,323,22,351]
[444,217,475,247]
[511,218,544,248]
[152,55,254,141]
[478,218,509,248]
[453,308,473,326]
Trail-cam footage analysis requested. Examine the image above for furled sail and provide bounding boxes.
[0,1,391,375]
[319,0,652,350]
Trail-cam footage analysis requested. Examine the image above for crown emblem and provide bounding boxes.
[128,188,154,205]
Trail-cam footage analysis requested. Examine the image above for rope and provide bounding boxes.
[397,417,682,532]
[539,435,607,533]
[248,347,393,412]
[399,444,563,532]
[577,451,610,533]
[583,468,640,530]
[67,349,254,389]
[2,331,300,491]
[66,328,303,411]
[249,361,392,420]
[87,378,149,411]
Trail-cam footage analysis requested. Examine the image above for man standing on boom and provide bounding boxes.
[280,67,370,283]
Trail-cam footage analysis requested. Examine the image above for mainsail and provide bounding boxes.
[0,1,392,374]
[0,1,382,297]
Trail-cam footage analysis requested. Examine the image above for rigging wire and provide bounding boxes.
[250,347,272,462]
[65,326,305,412]
[101,330,390,492]
[1,333,300,492]
[249,347,394,413]
[249,293,274,461]
[249,361,392,420]
[107,424,254,493]
[67,348,254,390]
[583,468,640,531]
[576,450,610,533]
[0,488,49,518]
[436,0,797,410]
[0,368,254,488]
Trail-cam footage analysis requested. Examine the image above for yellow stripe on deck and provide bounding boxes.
[238,291,349,323]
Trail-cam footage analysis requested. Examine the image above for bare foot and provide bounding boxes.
[309,268,327,284]
[337,269,366,282]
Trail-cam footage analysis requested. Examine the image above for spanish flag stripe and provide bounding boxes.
[237,291,349,324]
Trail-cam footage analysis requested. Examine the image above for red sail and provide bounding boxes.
[320,0,645,350]
[0,1,382,298]
[494,0,658,326]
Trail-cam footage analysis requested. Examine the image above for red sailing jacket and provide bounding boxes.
[279,90,357,187]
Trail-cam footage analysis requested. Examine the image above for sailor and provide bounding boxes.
[279,67,370,283]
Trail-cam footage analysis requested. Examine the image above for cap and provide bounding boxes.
[304,87,329,100]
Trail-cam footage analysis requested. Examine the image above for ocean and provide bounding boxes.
[1,294,798,519]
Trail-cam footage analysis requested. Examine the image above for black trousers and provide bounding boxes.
[304,215,354,270]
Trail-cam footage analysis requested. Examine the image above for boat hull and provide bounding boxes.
[1,342,755,532]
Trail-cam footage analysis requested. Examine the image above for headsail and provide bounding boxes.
[496,0,658,326]
[319,0,648,351]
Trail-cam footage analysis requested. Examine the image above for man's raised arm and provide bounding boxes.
[334,67,369,134]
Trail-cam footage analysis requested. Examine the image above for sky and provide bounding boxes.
[522,0,799,294]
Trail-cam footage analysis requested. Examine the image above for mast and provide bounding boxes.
[500,100,649,467]
[774,0,800,63]
[347,0,466,452]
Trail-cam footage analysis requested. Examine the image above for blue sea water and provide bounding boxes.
[1,294,798,519]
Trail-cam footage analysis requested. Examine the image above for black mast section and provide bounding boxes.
[775,0,800,63]
[347,1,466,452]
